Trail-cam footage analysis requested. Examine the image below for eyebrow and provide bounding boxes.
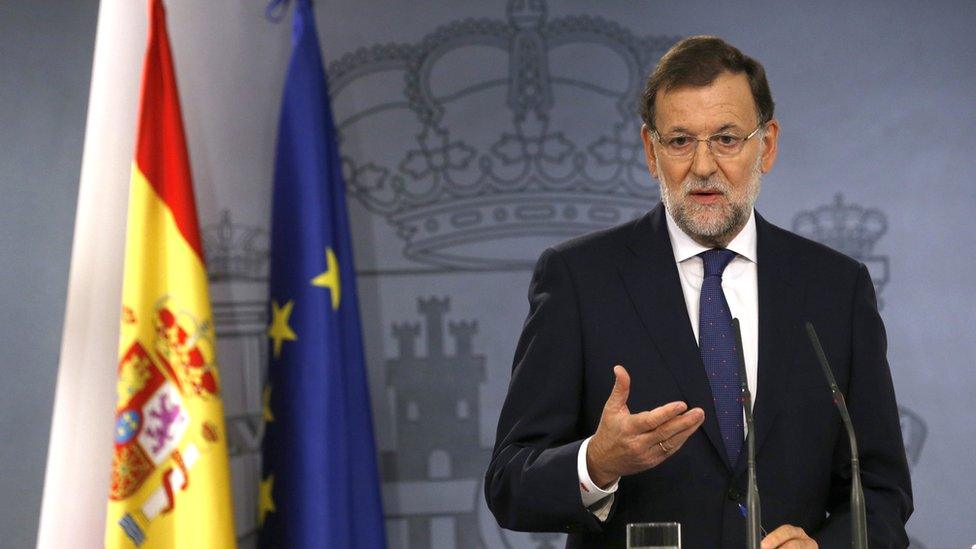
[663,123,743,135]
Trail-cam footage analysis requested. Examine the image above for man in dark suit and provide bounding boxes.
[485,36,912,548]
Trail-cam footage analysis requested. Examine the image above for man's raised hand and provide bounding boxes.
[585,365,705,488]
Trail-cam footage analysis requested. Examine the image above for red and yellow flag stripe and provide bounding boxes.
[106,1,236,547]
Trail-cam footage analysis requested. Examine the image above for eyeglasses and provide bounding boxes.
[651,123,765,159]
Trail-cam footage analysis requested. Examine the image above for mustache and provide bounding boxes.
[682,178,730,195]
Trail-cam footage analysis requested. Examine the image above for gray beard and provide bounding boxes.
[658,153,762,248]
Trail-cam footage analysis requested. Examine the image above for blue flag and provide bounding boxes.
[260,1,387,546]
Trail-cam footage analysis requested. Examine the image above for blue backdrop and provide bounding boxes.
[3,1,974,547]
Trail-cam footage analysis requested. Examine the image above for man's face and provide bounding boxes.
[641,71,779,247]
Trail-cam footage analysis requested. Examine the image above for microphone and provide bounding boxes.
[731,318,760,549]
[804,321,868,549]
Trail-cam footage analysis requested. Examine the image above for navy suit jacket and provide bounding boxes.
[485,204,912,548]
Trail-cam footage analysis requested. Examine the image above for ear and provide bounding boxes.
[759,118,780,173]
[640,124,660,180]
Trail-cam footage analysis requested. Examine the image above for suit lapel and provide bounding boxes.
[617,204,729,467]
[737,212,806,477]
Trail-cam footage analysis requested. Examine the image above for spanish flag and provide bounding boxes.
[105,0,236,546]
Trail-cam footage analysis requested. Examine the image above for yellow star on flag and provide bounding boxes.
[263,384,274,422]
[258,475,276,526]
[310,247,341,310]
[267,300,298,359]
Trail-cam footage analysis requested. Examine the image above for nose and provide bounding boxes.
[690,140,718,179]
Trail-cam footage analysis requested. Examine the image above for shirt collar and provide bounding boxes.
[664,206,758,264]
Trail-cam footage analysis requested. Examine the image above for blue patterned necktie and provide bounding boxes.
[698,248,744,465]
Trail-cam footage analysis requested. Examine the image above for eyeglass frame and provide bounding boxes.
[649,122,767,159]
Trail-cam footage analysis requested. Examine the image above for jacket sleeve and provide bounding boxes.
[814,263,914,548]
[484,247,613,534]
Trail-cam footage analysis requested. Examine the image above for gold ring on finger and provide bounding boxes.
[658,440,673,454]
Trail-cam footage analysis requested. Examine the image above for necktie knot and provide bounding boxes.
[700,248,737,278]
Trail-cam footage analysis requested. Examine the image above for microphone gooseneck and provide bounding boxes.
[805,321,868,549]
[731,318,760,549]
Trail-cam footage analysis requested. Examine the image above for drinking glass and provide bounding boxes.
[626,522,681,549]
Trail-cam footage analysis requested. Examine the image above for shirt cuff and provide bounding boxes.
[578,436,618,520]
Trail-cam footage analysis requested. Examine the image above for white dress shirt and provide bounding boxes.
[578,208,759,518]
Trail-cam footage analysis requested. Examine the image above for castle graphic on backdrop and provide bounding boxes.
[381,297,563,549]
[381,297,490,548]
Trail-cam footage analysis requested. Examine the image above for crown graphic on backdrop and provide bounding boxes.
[792,193,890,307]
[202,210,270,282]
[328,0,677,270]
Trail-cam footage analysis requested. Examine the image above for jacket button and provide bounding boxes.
[727,487,740,500]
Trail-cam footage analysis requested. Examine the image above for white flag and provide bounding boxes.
[36,1,145,547]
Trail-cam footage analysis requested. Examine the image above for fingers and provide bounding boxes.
[760,525,816,549]
[653,407,705,441]
[595,365,712,476]
[652,409,704,449]
[632,401,690,432]
[604,365,631,413]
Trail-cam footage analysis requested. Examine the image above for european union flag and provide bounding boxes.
[260,1,387,547]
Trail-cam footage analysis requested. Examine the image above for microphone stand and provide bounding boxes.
[805,321,868,549]
[731,319,760,549]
